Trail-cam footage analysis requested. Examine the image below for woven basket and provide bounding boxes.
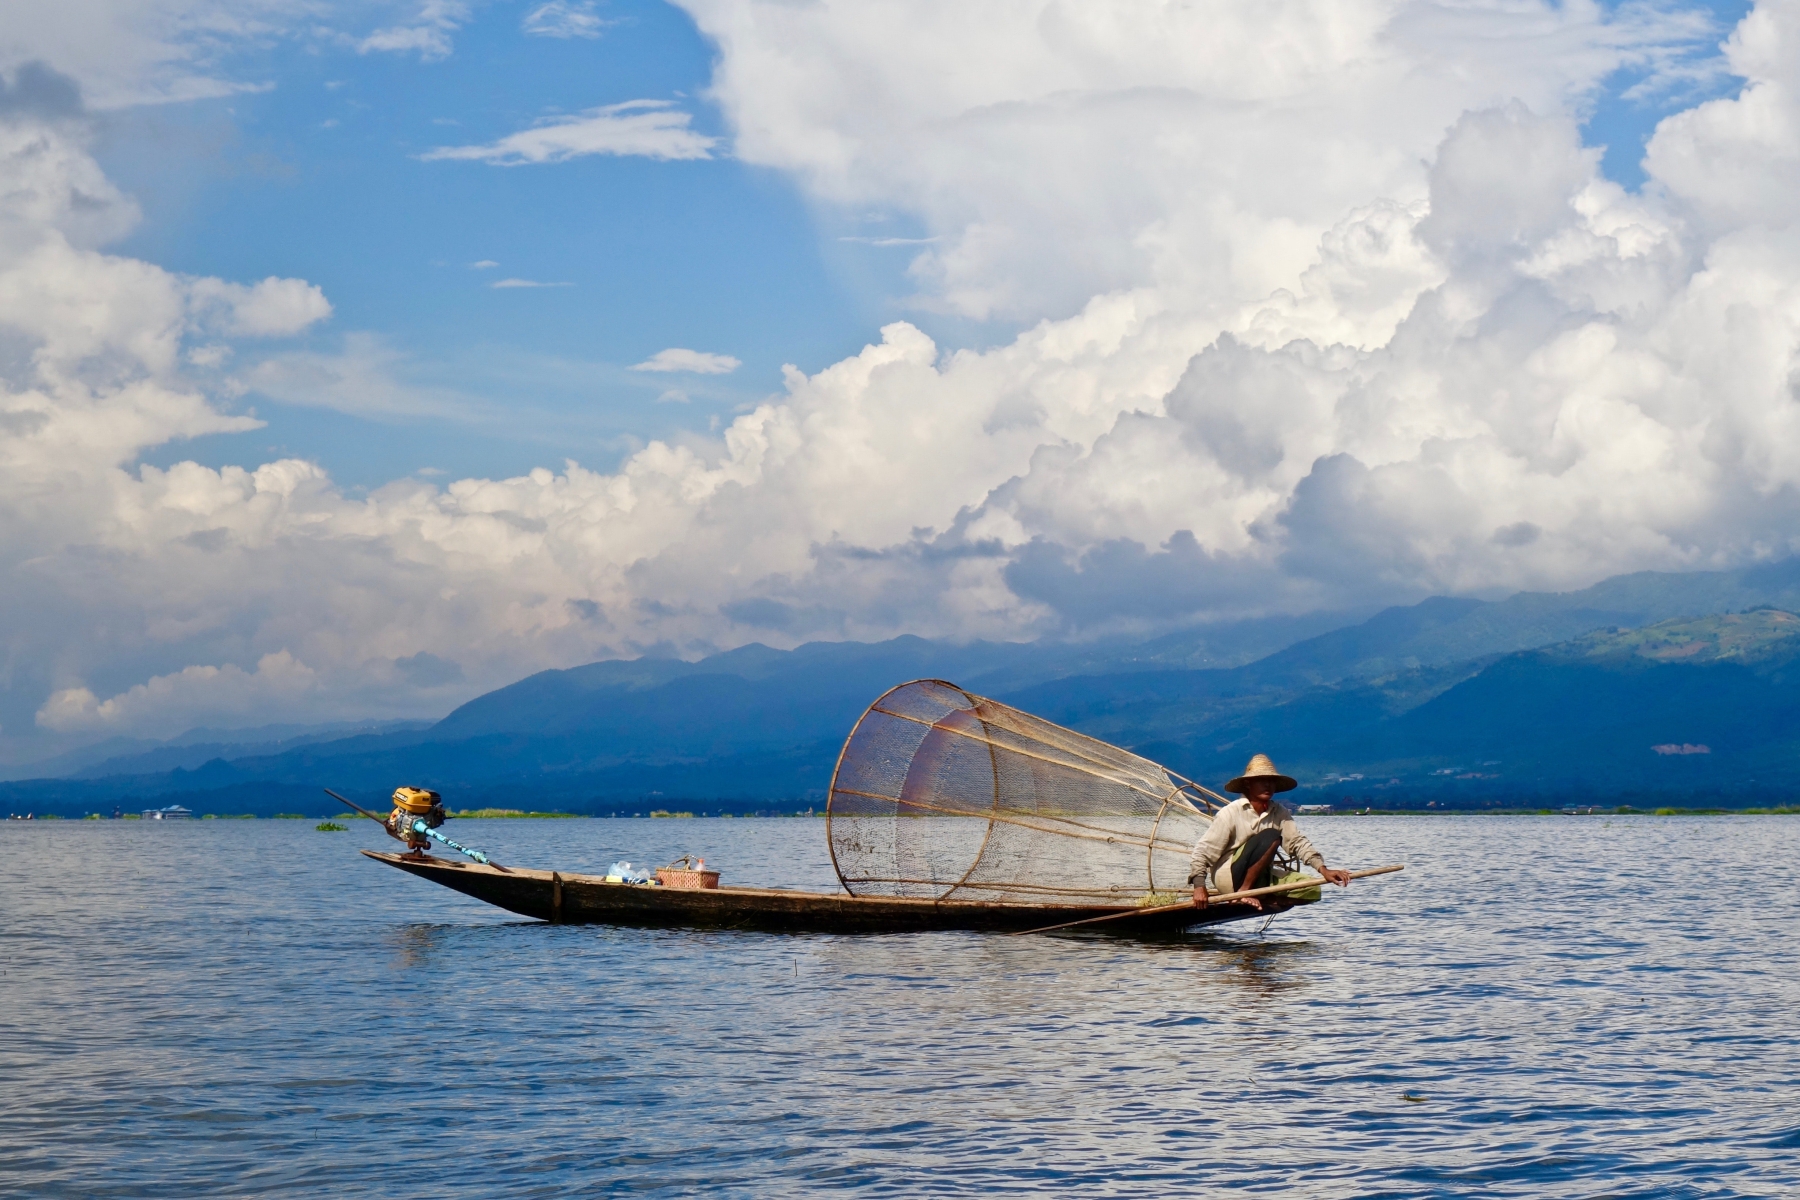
[656,867,720,890]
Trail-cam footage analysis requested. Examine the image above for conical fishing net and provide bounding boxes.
[826,680,1220,904]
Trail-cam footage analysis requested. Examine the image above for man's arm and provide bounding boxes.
[1281,811,1351,886]
[1188,811,1235,906]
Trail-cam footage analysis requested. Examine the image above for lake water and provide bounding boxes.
[2,814,1796,1197]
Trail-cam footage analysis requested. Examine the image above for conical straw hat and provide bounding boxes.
[1226,753,1297,794]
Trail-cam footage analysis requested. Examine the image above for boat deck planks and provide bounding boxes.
[363,850,1270,933]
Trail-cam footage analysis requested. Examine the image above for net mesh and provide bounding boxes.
[826,679,1219,904]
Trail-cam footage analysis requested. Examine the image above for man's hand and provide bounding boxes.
[1320,866,1352,887]
[1192,884,1208,908]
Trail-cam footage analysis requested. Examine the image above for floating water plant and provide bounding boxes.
[315,821,348,832]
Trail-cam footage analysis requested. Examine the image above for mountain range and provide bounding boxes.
[11,557,1800,817]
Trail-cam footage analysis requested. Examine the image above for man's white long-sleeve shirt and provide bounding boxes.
[1188,797,1325,888]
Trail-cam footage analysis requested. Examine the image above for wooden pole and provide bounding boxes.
[323,788,387,825]
[1008,864,1405,936]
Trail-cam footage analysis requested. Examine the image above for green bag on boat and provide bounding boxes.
[1272,869,1321,903]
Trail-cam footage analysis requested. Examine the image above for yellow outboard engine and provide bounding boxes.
[323,784,496,866]
[387,786,446,855]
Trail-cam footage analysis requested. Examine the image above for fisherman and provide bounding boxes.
[1190,754,1352,909]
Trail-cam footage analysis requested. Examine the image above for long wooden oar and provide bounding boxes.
[1009,863,1404,936]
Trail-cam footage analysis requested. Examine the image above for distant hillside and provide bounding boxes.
[0,620,1360,816]
[11,560,1800,816]
[1121,610,1800,804]
[1237,557,1800,684]
[0,719,435,783]
[1537,608,1800,668]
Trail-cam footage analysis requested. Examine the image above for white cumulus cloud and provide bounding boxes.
[187,275,332,336]
[38,652,322,738]
[632,348,742,374]
[680,0,1725,323]
[419,100,718,165]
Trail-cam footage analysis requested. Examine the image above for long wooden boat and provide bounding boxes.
[363,850,1272,934]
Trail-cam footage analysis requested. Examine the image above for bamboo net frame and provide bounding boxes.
[825,679,1217,904]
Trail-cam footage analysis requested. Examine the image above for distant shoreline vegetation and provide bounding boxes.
[450,808,581,819]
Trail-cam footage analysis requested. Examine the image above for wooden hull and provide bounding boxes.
[363,851,1270,934]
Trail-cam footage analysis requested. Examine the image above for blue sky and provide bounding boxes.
[96,0,941,487]
[1583,0,1753,185]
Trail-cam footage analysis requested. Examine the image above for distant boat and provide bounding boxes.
[142,805,194,820]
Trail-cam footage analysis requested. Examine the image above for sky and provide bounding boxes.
[92,0,915,487]
[1,0,1797,763]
